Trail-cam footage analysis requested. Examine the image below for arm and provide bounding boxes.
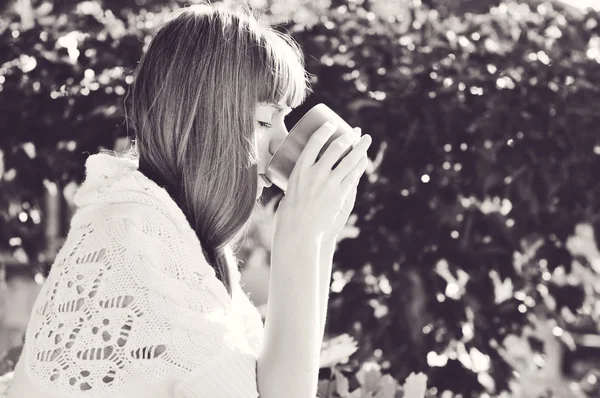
[257,231,323,398]
[317,238,336,341]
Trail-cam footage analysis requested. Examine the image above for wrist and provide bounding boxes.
[274,223,323,245]
[272,228,321,263]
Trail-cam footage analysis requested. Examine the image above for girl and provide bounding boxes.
[5,2,371,397]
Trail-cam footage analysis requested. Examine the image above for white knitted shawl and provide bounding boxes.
[6,152,264,398]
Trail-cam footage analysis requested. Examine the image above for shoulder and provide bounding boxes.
[70,201,190,250]
[67,203,181,260]
[67,202,224,300]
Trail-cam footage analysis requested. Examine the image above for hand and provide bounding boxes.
[322,128,368,242]
[275,121,372,242]
[321,183,359,243]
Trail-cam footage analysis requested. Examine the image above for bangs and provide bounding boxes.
[257,30,312,109]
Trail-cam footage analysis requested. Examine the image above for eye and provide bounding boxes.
[258,121,272,129]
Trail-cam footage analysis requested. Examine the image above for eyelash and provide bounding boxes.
[258,121,272,129]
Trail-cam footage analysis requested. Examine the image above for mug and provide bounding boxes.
[264,103,360,192]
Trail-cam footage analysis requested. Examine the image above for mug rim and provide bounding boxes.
[264,103,329,173]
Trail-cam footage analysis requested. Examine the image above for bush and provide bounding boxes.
[2,0,600,396]
[282,0,600,395]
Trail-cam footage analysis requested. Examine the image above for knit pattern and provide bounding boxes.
[5,153,264,398]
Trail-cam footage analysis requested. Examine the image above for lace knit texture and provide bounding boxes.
[5,153,264,398]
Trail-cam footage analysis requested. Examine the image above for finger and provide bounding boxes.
[317,131,360,172]
[348,182,357,197]
[339,155,368,196]
[338,188,356,221]
[295,121,339,169]
[337,184,357,222]
[345,184,358,210]
[330,135,372,184]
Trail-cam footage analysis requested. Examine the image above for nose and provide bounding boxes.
[268,138,282,156]
[262,174,273,187]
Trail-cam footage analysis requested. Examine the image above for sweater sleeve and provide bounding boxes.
[14,202,260,398]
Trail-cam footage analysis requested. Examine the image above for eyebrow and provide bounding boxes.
[260,102,292,114]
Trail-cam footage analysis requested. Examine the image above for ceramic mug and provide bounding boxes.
[264,103,360,192]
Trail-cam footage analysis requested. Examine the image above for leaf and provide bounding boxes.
[320,334,359,368]
[374,375,399,398]
[356,364,382,392]
[489,270,514,304]
[335,368,351,397]
[348,387,367,398]
[401,373,427,398]
[0,371,14,395]
[318,378,337,398]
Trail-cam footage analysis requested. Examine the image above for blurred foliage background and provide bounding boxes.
[2,0,600,397]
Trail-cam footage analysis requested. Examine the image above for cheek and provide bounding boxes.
[256,180,264,198]
[255,134,269,163]
[256,128,269,145]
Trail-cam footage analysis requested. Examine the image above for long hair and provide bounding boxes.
[122,2,312,296]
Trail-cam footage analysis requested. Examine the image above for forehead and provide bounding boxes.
[258,102,292,114]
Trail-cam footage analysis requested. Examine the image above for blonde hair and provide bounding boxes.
[122,1,312,296]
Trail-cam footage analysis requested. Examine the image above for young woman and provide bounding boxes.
[5,2,371,397]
